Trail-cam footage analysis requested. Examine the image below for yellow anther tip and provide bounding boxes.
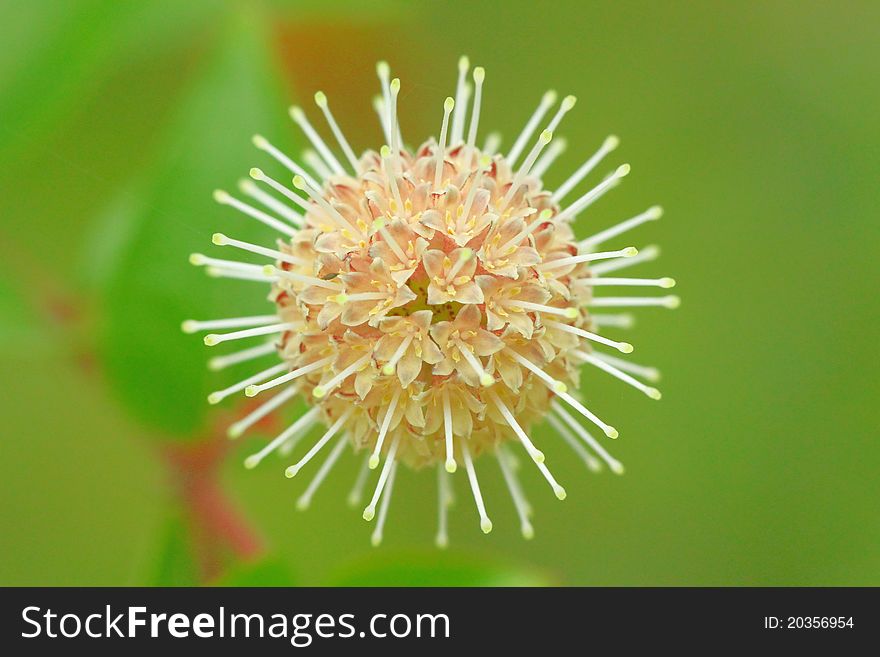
[244,385,258,398]
[623,247,639,257]
[368,455,380,470]
[445,460,457,474]
[605,427,619,440]
[211,233,227,245]
[554,486,567,501]
[312,386,326,398]
[522,524,535,540]
[617,163,631,177]
[660,277,676,288]
[563,308,579,319]
[648,205,664,219]
[647,387,662,400]
[480,373,495,387]
[189,253,205,265]
[243,456,259,470]
[533,450,545,464]
[604,135,620,150]
[181,320,197,334]
[480,518,493,534]
[618,342,634,354]
[363,506,376,521]
[473,66,485,83]
[249,167,263,180]
[665,295,681,309]
[562,95,577,110]
[444,96,455,112]
[285,466,298,478]
[314,91,327,107]
[539,129,553,144]
[212,189,229,203]
[458,55,470,71]
[207,393,222,405]
[292,175,306,189]
[203,335,219,346]
[381,364,395,376]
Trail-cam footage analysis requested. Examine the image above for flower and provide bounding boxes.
[183,57,678,546]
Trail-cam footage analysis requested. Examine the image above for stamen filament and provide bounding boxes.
[313,353,372,398]
[381,335,413,375]
[206,267,273,282]
[363,434,401,521]
[589,350,661,383]
[451,56,470,144]
[375,221,409,262]
[435,465,450,548]
[531,136,567,178]
[244,407,320,469]
[587,295,680,309]
[500,129,553,210]
[465,67,485,153]
[582,277,676,288]
[556,164,630,221]
[228,385,298,438]
[553,389,618,439]
[482,131,501,155]
[314,91,360,173]
[575,350,661,399]
[388,78,402,164]
[434,97,455,189]
[591,245,660,275]
[445,247,474,282]
[208,362,287,405]
[507,90,556,167]
[210,232,307,268]
[249,167,312,213]
[203,322,296,347]
[552,403,624,473]
[369,388,401,468]
[547,413,602,472]
[285,409,352,477]
[251,134,320,190]
[191,253,264,273]
[292,175,364,238]
[376,61,392,138]
[213,190,298,237]
[497,209,550,254]
[544,320,634,354]
[454,339,494,387]
[505,348,568,394]
[380,146,404,211]
[461,439,492,534]
[546,95,576,131]
[371,460,398,546]
[297,434,349,510]
[289,106,344,174]
[208,340,276,371]
[347,453,372,507]
[489,390,545,464]
[553,135,619,202]
[302,149,332,180]
[182,314,279,333]
[245,355,334,397]
[580,206,662,247]
[496,447,534,539]
[442,387,456,473]
[238,179,304,226]
[591,314,635,329]
[500,300,578,319]
[537,247,638,270]
[264,265,343,291]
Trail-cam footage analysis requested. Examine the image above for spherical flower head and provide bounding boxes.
[184,58,677,544]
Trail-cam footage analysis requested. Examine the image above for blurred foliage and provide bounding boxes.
[1,0,878,587]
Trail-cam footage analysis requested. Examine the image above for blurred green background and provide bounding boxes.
[1,0,878,586]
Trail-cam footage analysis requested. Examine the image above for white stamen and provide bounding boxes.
[380,145,404,211]
[190,253,264,273]
[314,91,360,173]
[435,464,450,548]
[376,61,392,138]
[497,209,551,254]
[582,276,676,288]
[302,149,332,180]
[291,175,364,237]
[245,355,334,397]
[206,267,274,282]
[489,390,545,464]
[208,362,287,405]
[228,385,298,438]
[591,313,635,329]
[203,322,296,347]
[388,78,402,163]
[445,247,474,283]
[587,295,680,309]
[285,409,352,477]
[442,387,456,473]
[381,335,413,376]
[373,219,409,263]
[556,164,630,221]
[372,95,392,144]
[591,245,660,275]
[544,320,634,354]
[434,97,455,190]
[496,447,534,539]
[537,247,638,271]
[574,350,661,399]
[552,403,624,473]
[297,434,348,510]
[238,179,304,226]
[289,106,344,174]
[505,348,568,394]
[482,131,501,155]
[363,434,400,521]
[460,157,490,221]
[312,353,372,398]
[499,299,578,319]
[369,388,401,469]
[507,90,556,167]
[547,413,602,473]
[581,206,662,248]
[546,94,576,132]
[247,168,311,213]
[210,232,307,268]
[244,407,320,469]
[208,340,276,371]
[500,129,554,210]
[460,439,492,534]
[590,350,661,383]
[553,388,618,439]
[265,265,343,291]
[465,67,485,153]
[553,135,619,202]
[347,453,372,507]
[251,134,320,190]
[531,136,567,179]
[339,292,388,303]
[451,56,470,144]
[213,190,298,237]
[182,314,279,334]
[454,339,495,387]
[371,460,397,546]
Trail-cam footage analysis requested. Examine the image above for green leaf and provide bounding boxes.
[331,552,552,587]
[101,8,297,437]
